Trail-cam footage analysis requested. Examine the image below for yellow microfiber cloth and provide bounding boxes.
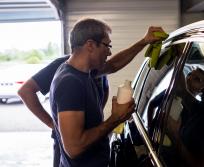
[155,47,174,70]
[112,122,124,134]
[145,32,169,70]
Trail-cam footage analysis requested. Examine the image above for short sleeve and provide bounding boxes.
[32,56,68,95]
[55,76,86,112]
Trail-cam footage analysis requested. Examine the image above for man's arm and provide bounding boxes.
[18,79,54,129]
[99,26,165,75]
[58,97,135,159]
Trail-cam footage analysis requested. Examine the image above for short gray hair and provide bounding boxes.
[69,18,111,52]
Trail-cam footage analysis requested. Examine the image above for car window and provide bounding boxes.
[137,46,182,126]
[141,69,173,131]
[135,43,186,131]
[159,41,204,167]
[135,64,169,119]
[132,59,150,106]
[130,43,186,166]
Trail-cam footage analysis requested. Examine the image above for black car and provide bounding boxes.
[125,20,204,167]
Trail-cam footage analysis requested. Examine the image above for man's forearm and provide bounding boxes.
[26,94,53,129]
[20,91,53,129]
[102,38,147,74]
[62,114,120,159]
[60,97,135,159]
[18,80,54,129]
[82,114,120,144]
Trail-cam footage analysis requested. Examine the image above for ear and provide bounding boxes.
[86,40,96,52]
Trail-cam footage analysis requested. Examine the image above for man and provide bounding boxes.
[49,18,164,167]
[19,18,163,166]
[186,68,204,96]
[18,55,109,167]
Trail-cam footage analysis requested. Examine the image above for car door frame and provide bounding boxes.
[131,40,193,167]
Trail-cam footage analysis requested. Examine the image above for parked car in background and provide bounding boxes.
[0,64,48,104]
[126,20,204,167]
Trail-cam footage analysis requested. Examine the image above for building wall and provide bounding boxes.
[181,13,204,26]
[63,0,180,119]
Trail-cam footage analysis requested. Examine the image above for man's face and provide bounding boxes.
[91,33,112,69]
[186,68,204,95]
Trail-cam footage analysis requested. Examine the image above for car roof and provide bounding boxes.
[0,64,46,81]
[165,20,204,43]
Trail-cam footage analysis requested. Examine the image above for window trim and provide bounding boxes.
[157,42,194,153]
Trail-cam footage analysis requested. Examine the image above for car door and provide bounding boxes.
[158,40,204,167]
[130,42,187,167]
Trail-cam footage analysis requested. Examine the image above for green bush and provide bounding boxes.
[0,54,11,62]
[25,56,41,64]
[0,42,60,63]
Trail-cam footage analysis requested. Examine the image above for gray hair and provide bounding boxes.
[69,18,111,52]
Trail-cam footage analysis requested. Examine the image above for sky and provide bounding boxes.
[0,21,62,51]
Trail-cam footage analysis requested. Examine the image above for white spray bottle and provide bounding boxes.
[113,80,133,134]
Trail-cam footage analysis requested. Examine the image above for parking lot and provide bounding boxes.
[0,132,53,167]
[0,100,50,131]
[0,100,53,166]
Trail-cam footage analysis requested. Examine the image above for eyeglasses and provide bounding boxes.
[101,42,112,49]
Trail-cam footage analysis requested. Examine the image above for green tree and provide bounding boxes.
[23,49,44,64]
[43,42,59,58]
[0,42,60,64]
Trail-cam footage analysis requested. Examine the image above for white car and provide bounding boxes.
[0,64,47,104]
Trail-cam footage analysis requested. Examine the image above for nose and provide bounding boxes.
[108,49,112,56]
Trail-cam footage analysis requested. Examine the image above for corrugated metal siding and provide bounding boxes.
[64,0,180,118]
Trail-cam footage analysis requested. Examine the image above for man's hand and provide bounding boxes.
[142,26,166,45]
[111,96,136,123]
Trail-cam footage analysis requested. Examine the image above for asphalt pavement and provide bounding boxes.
[0,100,50,131]
[0,132,53,167]
[0,100,53,166]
